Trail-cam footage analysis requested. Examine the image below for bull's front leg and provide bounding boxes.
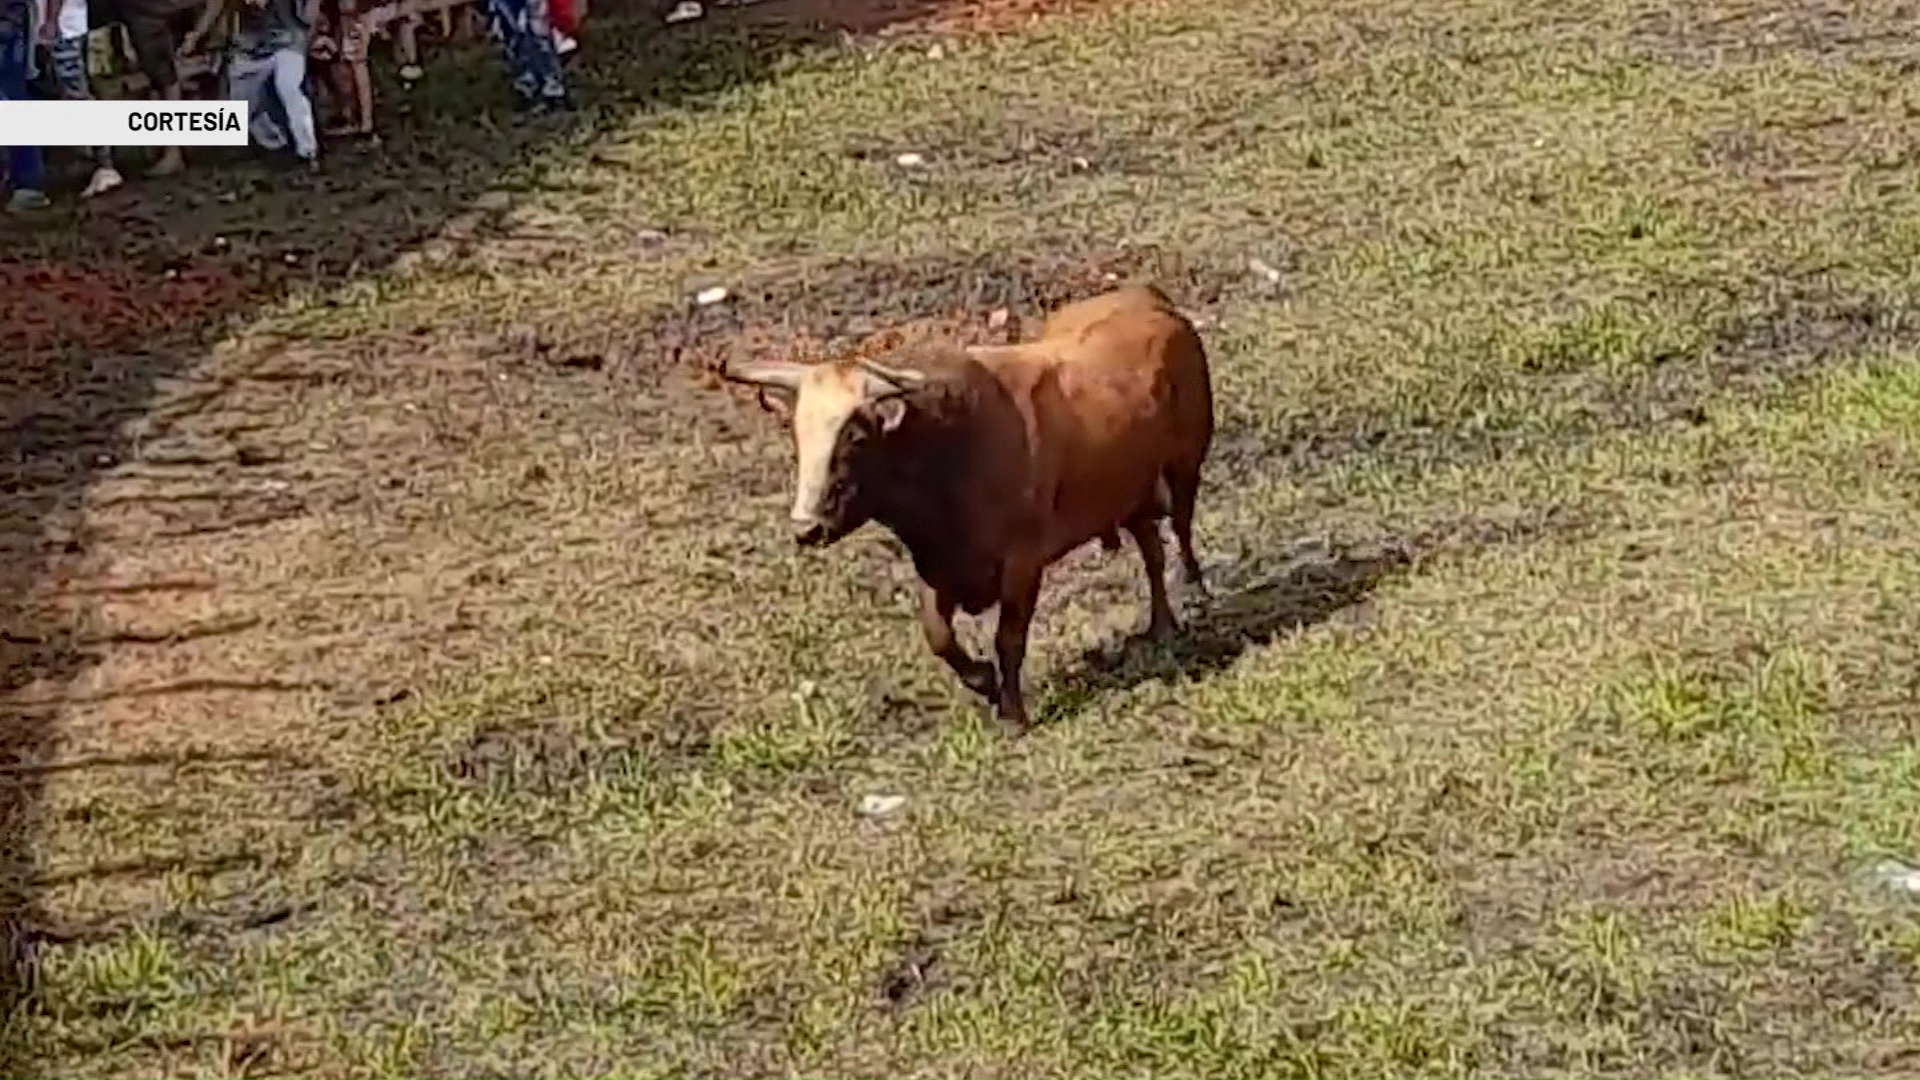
[992,562,1044,732]
[918,583,997,701]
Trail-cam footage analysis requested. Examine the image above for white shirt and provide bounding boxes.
[58,0,88,39]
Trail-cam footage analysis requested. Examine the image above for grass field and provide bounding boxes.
[6,0,1920,1073]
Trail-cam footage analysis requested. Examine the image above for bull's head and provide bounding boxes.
[722,356,926,547]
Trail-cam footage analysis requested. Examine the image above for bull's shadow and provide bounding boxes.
[1036,538,1412,723]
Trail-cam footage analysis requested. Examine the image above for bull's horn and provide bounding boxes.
[721,359,809,390]
[857,358,926,391]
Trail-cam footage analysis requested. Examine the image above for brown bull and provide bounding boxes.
[722,284,1214,730]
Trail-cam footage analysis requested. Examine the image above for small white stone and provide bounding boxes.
[664,0,702,23]
[1248,257,1282,284]
[895,152,927,168]
[986,308,1011,329]
[858,794,907,818]
[695,285,730,306]
[1871,858,1920,894]
[927,43,944,59]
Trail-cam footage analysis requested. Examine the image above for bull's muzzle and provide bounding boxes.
[792,514,831,547]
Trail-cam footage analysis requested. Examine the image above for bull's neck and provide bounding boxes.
[874,489,964,564]
[867,413,997,610]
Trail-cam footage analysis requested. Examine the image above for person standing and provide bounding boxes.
[311,0,370,138]
[49,0,125,198]
[0,0,49,210]
[484,0,569,115]
[97,0,192,175]
[182,0,319,168]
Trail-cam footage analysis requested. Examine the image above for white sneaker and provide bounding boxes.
[553,30,577,54]
[81,166,125,199]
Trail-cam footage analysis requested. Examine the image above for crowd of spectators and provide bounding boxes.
[0,0,580,209]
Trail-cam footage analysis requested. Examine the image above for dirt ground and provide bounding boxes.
[8,0,1920,1073]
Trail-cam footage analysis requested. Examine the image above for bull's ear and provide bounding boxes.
[874,394,909,433]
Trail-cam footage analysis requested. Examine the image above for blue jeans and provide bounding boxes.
[0,23,45,193]
[50,32,113,168]
[224,45,318,160]
[484,0,565,103]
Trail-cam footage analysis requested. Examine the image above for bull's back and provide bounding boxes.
[1020,305,1213,559]
[1052,300,1212,459]
[1041,284,1181,344]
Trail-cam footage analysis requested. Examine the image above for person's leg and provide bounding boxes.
[226,49,287,151]
[483,0,535,103]
[339,19,374,132]
[269,46,318,161]
[126,10,185,174]
[349,56,372,132]
[0,46,47,206]
[51,31,125,195]
[394,13,420,79]
[518,0,567,103]
[318,57,349,132]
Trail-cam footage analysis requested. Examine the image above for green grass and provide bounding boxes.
[8,0,1920,1073]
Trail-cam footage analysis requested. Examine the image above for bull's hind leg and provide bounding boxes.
[992,563,1044,732]
[918,584,997,701]
[1125,517,1177,641]
[1164,461,1207,601]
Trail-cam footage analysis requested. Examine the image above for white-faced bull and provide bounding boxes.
[722,284,1214,731]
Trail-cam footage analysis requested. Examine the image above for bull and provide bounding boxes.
[721,284,1213,731]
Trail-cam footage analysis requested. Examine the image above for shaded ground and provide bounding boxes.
[8,0,1920,1073]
